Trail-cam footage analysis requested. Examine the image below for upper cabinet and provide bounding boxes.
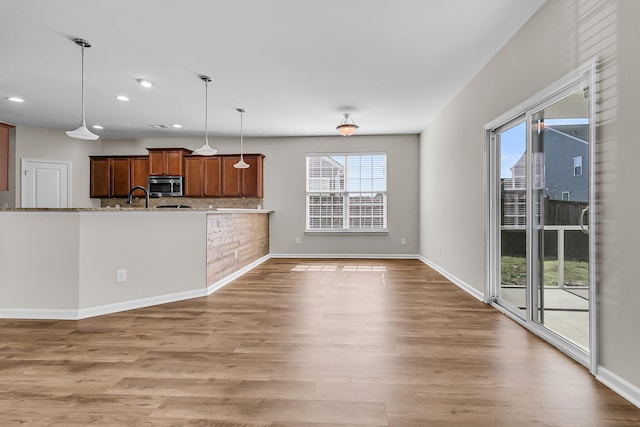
[90,157,111,198]
[89,150,263,199]
[0,123,14,192]
[184,156,222,198]
[129,156,150,197]
[221,154,264,198]
[148,148,191,176]
[90,156,148,198]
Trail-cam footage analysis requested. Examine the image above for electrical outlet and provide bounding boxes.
[234,250,238,259]
[439,246,442,255]
[401,238,406,245]
[116,269,127,282]
[295,237,300,245]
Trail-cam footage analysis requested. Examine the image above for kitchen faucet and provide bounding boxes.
[127,185,150,208]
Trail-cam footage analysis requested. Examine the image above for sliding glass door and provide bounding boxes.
[486,62,596,369]
[530,89,591,352]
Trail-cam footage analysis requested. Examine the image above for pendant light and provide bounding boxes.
[66,38,99,140]
[337,113,359,137]
[193,75,217,156]
[233,108,249,169]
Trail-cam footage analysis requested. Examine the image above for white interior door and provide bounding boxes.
[21,159,71,208]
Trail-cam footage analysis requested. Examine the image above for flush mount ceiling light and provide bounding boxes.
[7,97,24,103]
[172,124,182,129]
[66,38,99,140]
[115,95,130,101]
[337,113,359,137]
[137,79,153,88]
[233,108,249,169]
[92,125,104,130]
[193,75,217,156]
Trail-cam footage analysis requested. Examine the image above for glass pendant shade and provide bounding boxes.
[234,108,250,169]
[337,113,359,137]
[193,75,217,156]
[67,38,99,140]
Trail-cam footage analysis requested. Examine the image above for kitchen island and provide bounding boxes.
[0,208,270,319]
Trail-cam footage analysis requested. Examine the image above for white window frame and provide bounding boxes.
[306,152,387,233]
[573,155,583,176]
[562,191,571,201]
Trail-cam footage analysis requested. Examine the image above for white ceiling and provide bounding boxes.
[0,0,545,139]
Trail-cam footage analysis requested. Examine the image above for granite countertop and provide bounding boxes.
[0,207,273,213]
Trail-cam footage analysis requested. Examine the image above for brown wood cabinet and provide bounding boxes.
[110,157,131,197]
[184,156,222,197]
[0,123,14,192]
[221,154,264,197]
[90,157,111,198]
[90,156,149,198]
[148,148,191,176]
[90,150,263,199]
[183,157,203,197]
[221,156,241,197]
[129,156,149,197]
[203,157,222,197]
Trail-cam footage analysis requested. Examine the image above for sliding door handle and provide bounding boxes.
[579,206,589,234]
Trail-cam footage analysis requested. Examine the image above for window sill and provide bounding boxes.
[305,229,388,235]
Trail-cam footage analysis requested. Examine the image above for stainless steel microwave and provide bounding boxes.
[148,176,183,197]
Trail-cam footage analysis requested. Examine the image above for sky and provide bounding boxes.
[500,121,526,178]
[499,118,589,178]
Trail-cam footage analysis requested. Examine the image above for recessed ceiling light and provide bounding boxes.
[115,95,130,102]
[150,124,171,129]
[172,124,182,128]
[7,97,24,103]
[137,79,153,88]
[92,125,104,130]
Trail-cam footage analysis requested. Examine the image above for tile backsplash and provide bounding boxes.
[101,197,263,209]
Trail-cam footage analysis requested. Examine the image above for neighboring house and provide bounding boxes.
[307,155,344,192]
[502,124,589,227]
[543,124,589,203]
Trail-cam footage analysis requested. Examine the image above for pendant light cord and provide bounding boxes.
[204,79,209,145]
[81,44,86,126]
[239,109,244,161]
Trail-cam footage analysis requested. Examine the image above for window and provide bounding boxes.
[573,156,583,176]
[562,191,571,201]
[306,153,387,231]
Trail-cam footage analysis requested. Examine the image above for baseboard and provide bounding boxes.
[418,256,485,302]
[77,288,208,319]
[0,308,78,320]
[269,253,421,259]
[207,254,271,295]
[597,367,640,409]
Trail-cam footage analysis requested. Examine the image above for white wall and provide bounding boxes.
[0,212,80,311]
[100,134,421,256]
[0,211,207,318]
[78,211,206,309]
[12,125,101,208]
[420,0,640,392]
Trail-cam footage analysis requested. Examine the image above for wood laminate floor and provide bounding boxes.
[1,258,639,426]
